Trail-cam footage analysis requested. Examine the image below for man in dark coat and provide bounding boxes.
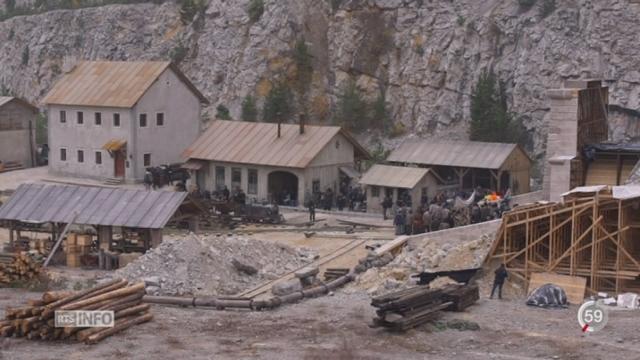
[490,264,508,299]
[382,195,393,220]
[305,196,316,223]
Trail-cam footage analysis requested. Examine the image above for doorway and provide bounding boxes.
[268,171,299,206]
[114,151,125,178]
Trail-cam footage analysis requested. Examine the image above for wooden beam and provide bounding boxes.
[547,216,603,272]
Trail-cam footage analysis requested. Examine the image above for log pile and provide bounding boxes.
[370,284,479,332]
[0,252,42,284]
[323,268,350,281]
[0,279,152,344]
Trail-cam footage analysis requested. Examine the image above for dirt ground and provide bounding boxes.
[1,286,639,360]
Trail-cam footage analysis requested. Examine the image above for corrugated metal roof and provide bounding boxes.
[183,120,369,169]
[388,140,525,170]
[0,183,187,229]
[42,61,208,108]
[359,165,430,189]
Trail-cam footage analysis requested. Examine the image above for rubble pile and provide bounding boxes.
[114,234,314,296]
[352,233,495,296]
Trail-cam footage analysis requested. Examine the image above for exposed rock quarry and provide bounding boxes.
[2,0,640,171]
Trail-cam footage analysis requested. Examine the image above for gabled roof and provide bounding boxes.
[42,61,208,108]
[0,96,39,112]
[183,120,370,169]
[360,165,431,189]
[0,183,187,229]
[388,139,530,170]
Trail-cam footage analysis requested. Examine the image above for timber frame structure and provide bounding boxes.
[487,187,640,294]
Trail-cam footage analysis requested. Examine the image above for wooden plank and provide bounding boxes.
[528,272,586,304]
[374,236,409,257]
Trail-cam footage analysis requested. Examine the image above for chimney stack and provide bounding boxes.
[276,111,282,138]
[299,113,306,135]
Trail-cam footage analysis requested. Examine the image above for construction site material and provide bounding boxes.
[324,268,350,281]
[114,234,312,296]
[294,266,319,286]
[528,273,586,305]
[526,284,568,308]
[487,187,640,294]
[0,252,42,284]
[0,279,150,344]
[413,268,480,286]
[142,273,355,311]
[370,284,479,332]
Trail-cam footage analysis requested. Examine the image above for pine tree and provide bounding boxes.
[334,80,368,131]
[469,71,524,144]
[262,82,293,123]
[241,95,258,122]
[370,91,391,131]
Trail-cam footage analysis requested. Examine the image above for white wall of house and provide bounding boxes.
[0,101,37,167]
[132,69,201,180]
[48,68,202,182]
[48,104,133,179]
[199,161,306,204]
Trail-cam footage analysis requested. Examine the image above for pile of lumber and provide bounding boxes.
[371,284,479,332]
[323,268,350,281]
[0,252,42,284]
[0,279,152,344]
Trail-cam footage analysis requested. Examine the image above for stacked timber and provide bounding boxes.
[0,252,42,284]
[0,279,152,344]
[323,268,350,281]
[371,284,479,332]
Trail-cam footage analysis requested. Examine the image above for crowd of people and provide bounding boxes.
[303,185,367,222]
[390,188,511,236]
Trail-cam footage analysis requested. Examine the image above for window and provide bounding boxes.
[231,168,242,190]
[77,111,84,125]
[143,153,151,167]
[113,113,121,127]
[139,113,147,128]
[77,150,84,163]
[95,151,102,165]
[60,110,66,123]
[248,169,258,195]
[312,180,320,194]
[156,113,164,127]
[215,166,225,190]
[371,186,380,197]
[336,140,341,149]
[94,112,102,126]
[60,148,67,161]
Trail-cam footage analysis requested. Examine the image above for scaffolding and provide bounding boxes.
[487,186,640,294]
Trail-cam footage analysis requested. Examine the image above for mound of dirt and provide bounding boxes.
[114,234,314,296]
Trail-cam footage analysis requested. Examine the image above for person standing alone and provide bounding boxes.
[490,264,508,299]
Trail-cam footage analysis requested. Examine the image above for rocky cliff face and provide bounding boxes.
[1,0,640,173]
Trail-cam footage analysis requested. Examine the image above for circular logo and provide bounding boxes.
[577,300,608,333]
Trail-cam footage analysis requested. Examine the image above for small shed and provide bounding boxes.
[0,96,39,170]
[359,164,436,213]
[387,140,531,195]
[583,143,640,186]
[0,183,192,252]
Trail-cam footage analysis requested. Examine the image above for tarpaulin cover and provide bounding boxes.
[526,283,568,308]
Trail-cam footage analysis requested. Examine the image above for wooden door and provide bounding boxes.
[114,151,125,178]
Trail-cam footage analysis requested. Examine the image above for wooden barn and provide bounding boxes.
[0,97,39,171]
[387,140,531,195]
[182,120,370,206]
[583,143,640,186]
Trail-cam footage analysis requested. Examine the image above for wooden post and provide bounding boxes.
[44,213,79,267]
[615,154,622,185]
[616,200,622,293]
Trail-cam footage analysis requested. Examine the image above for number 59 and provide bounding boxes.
[584,309,603,323]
